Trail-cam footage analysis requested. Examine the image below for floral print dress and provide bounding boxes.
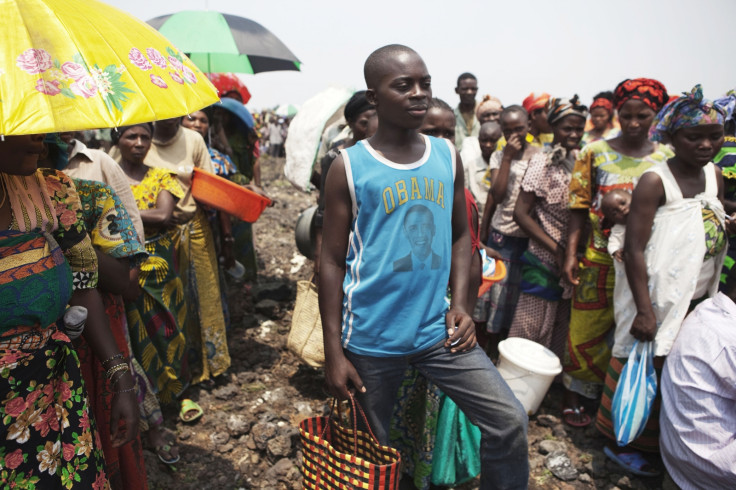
[124,167,190,402]
[0,169,109,489]
[74,179,150,490]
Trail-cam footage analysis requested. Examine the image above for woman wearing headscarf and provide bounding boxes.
[475,94,503,125]
[561,78,672,427]
[0,134,138,488]
[114,123,189,404]
[596,85,728,475]
[509,96,588,361]
[582,91,621,145]
[523,92,554,148]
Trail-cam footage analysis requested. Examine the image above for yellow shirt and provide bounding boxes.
[145,126,215,224]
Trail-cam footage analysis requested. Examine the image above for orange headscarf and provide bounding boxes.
[522,92,550,113]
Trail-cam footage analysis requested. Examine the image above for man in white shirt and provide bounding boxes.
[659,268,736,489]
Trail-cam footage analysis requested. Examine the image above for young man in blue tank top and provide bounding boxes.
[319,44,529,489]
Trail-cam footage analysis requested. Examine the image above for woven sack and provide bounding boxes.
[299,395,402,489]
[287,279,324,367]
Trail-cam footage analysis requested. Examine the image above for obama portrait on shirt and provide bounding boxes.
[393,204,441,272]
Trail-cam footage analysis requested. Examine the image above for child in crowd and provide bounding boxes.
[476,106,540,360]
[418,97,457,142]
[319,44,528,490]
[463,121,502,209]
[601,188,631,262]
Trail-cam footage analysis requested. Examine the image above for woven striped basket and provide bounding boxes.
[299,395,402,489]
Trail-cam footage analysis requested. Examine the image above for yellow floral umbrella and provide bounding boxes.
[0,0,220,135]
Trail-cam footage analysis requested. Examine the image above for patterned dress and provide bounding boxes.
[125,168,190,403]
[508,149,574,360]
[0,169,109,489]
[74,179,150,490]
[565,139,672,398]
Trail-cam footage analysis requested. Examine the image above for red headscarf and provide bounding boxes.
[522,92,551,113]
[590,97,614,113]
[613,78,668,112]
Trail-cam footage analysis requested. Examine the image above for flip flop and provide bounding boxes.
[156,443,180,465]
[179,399,203,423]
[562,406,592,427]
[603,446,660,477]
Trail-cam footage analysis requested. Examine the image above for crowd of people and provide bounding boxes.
[2,38,735,490]
[0,84,270,487]
[314,44,736,490]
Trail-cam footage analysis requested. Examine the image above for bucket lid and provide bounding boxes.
[498,338,562,376]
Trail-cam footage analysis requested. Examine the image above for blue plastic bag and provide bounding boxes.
[611,340,657,447]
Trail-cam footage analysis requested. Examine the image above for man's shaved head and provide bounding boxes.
[364,44,421,88]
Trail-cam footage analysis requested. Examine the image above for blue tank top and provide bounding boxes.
[340,135,456,356]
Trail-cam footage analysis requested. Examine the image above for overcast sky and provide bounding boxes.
[107,0,736,112]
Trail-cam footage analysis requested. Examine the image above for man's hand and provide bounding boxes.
[324,351,365,400]
[445,308,476,353]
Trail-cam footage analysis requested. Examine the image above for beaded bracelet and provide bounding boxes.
[101,353,124,367]
[105,363,129,380]
[110,369,131,385]
[114,386,136,394]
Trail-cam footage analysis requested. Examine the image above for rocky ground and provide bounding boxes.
[143,156,673,490]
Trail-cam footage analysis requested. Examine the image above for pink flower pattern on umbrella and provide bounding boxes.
[182,66,197,84]
[15,44,201,123]
[16,48,53,74]
[150,74,168,88]
[70,75,98,98]
[128,48,152,71]
[35,79,61,95]
[168,56,183,71]
[146,48,167,69]
[61,61,87,81]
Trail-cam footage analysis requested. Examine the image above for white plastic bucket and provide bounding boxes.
[496,338,562,415]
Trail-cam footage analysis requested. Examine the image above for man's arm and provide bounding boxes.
[319,155,365,399]
[446,150,475,352]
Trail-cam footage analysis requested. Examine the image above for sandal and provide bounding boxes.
[179,399,203,423]
[156,443,180,465]
[603,446,660,477]
[562,406,592,427]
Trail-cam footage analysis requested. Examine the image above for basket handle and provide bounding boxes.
[329,393,382,455]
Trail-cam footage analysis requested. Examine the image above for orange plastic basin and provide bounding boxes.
[191,167,271,223]
[477,259,506,297]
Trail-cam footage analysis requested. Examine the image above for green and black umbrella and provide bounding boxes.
[148,10,301,74]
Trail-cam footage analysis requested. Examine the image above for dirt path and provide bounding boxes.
[143,156,670,490]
